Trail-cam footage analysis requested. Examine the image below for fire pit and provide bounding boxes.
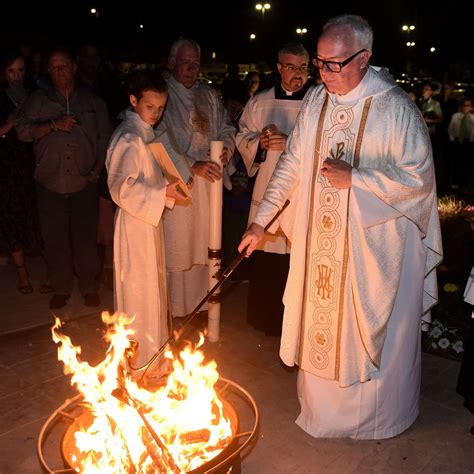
[38,378,257,473]
[37,314,259,473]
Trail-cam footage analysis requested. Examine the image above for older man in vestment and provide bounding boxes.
[236,42,312,335]
[239,15,442,439]
[156,38,235,317]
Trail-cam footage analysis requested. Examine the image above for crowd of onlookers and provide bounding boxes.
[0,40,472,310]
[0,43,126,305]
[402,80,474,196]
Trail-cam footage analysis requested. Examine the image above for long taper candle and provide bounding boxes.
[207,140,224,342]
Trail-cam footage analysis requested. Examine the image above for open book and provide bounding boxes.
[148,142,192,200]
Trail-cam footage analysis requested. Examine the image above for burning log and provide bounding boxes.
[49,314,236,472]
[178,428,211,445]
[112,388,180,473]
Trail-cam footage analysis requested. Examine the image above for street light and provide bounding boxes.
[255,3,271,18]
[250,33,256,40]
[296,27,308,36]
[430,47,436,53]
[401,24,416,76]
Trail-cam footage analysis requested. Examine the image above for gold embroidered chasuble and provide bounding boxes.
[253,67,442,389]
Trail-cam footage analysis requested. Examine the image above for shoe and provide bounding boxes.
[39,283,53,294]
[49,294,70,309]
[16,264,33,295]
[84,293,100,307]
[19,284,33,294]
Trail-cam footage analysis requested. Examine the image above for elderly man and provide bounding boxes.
[239,15,442,439]
[17,46,112,309]
[156,38,235,318]
[236,42,312,336]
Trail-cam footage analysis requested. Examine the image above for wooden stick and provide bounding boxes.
[111,388,180,473]
[128,200,291,376]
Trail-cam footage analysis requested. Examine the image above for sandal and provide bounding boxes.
[16,264,33,295]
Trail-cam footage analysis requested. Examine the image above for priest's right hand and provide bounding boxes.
[192,160,222,182]
[238,223,264,257]
[259,124,278,150]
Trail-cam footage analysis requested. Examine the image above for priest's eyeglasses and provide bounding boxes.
[279,63,309,74]
[312,49,367,73]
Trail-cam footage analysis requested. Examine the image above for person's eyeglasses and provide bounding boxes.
[312,49,367,73]
[278,63,309,74]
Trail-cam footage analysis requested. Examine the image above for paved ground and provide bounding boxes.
[0,255,473,473]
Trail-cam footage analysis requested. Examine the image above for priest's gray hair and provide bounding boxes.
[277,42,309,62]
[323,14,373,51]
[169,38,201,65]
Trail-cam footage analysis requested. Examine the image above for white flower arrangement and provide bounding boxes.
[428,319,464,354]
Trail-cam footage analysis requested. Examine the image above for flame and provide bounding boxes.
[52,312,232,473]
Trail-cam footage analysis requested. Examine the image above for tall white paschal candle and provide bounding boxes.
[208,140,224,342]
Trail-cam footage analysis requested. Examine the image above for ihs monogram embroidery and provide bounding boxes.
[315,264,333,300]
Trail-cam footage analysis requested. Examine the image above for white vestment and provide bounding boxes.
[236,85,312,254]
[253,67,443,439]
[156,77,236,316]
[106,111,171,366]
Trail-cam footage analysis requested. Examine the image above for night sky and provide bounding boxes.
[1,0,471,79]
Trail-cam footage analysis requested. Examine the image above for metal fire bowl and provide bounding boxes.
[38,377,259,473]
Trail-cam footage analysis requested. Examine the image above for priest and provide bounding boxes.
[236,42,312,336]
[239,15,443,439]
[156,38,235,318]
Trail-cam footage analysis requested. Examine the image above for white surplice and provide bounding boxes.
[253,67,443,439]
[237,86,312,253]
[156,77,236,316]
[106,111,171,366]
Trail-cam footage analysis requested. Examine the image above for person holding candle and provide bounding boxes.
[16,45,112,309]
[155,38,236,319]
[239,15,442,439]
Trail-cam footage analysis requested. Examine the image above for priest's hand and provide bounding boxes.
[207,147,231,166]
[192,160,222,182]
[238,223,264,257]
[268,131,287,152]
[220,147,231,167]
[321,158,352,189]
[259,123,278,150]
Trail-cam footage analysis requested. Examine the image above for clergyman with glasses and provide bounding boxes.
[236,42,313,336]
[239,15,442,439]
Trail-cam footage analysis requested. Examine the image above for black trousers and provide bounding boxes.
[246,250,290,336]
[37,183,100,295]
